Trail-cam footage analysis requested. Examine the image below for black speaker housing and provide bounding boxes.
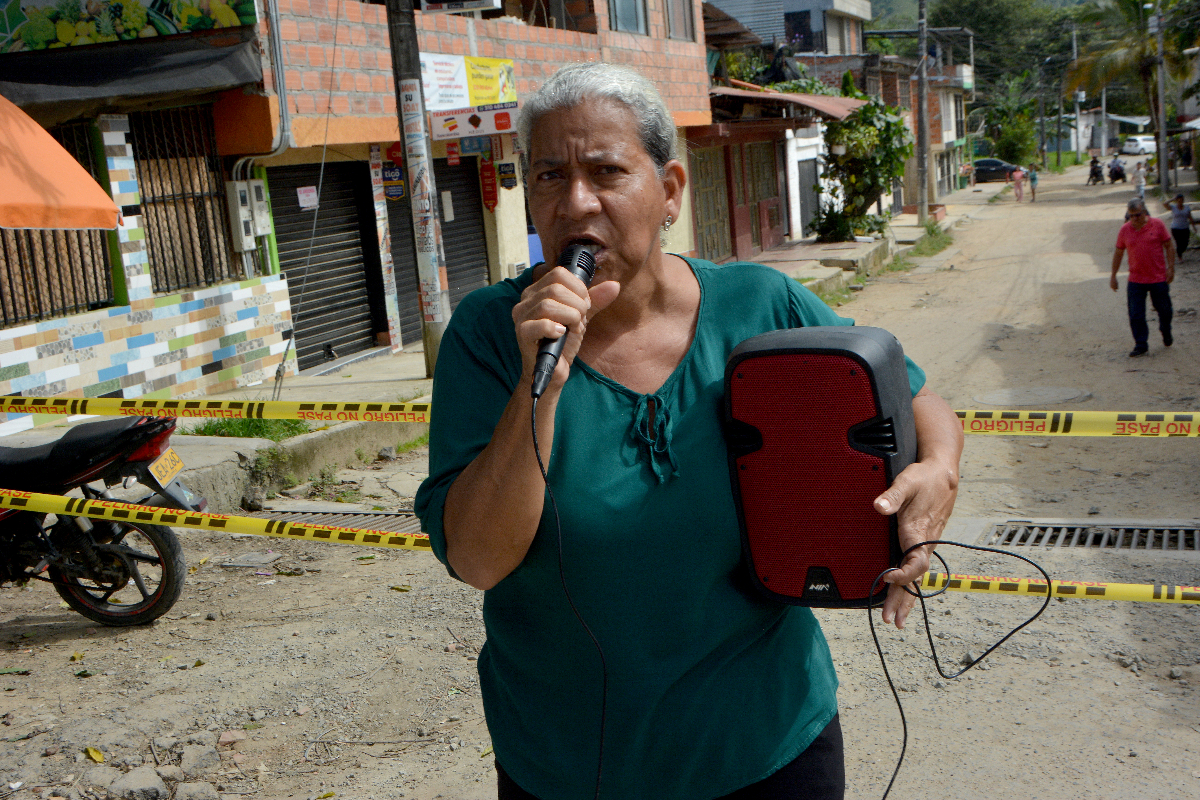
[724,327,917,608]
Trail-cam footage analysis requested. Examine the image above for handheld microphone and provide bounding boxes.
[530,243,598,399]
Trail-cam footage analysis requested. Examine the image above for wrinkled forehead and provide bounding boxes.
[526,98,640,159]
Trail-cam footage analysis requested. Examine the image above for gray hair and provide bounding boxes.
[517,62,678,175]
[1127,197,1147,213]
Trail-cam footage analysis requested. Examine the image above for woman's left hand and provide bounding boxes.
[871,388,963,629]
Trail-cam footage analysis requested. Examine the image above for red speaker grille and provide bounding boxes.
[730,353,891,600]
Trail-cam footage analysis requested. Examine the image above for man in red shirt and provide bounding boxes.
[1112,196,1175,357]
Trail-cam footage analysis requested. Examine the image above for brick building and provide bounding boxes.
[795,52,971,205]
[0,0,710,435]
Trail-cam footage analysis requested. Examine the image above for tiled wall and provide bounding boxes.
[97,115,154,304]
[0,111,299,437]
[0,275,297,437]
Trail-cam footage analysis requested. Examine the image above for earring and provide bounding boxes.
[662,216,673,232]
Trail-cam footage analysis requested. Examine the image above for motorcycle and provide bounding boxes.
[1109,161,1127,183]
[1087,163,1105,185]
[0,416,205,626]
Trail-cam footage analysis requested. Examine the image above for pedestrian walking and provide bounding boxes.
[1012,165,1025,202]
[1164,193,1197,260]
[1111,197,1174,357]
[1027,163,1039,202]
[1133,162,1146,198]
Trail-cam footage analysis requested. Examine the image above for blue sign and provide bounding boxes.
[460,136,491,156]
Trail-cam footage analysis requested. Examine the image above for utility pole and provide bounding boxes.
[917,0,929,226]
[1057,82,1064,169]
[1072,25,1082,164]
[1101,85,1107,158]
[384,0,450,377]
[1154,0,1170,192]
[1039,94,1047,168]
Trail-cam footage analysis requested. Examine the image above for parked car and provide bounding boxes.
[1122,135,1156,155]
[973,158,1017,182]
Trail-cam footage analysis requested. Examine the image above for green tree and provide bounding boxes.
[994,114,1039,162]
[979,73,1038,142]
[812,84,913,242]
[1067,0,1189,134]
[930,0,1062,96]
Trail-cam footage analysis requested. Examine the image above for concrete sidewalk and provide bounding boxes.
[0,347,434,513]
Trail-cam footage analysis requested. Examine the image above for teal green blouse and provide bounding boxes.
[416,257,926,799]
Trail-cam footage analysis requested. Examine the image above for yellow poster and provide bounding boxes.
[467,57,517,107]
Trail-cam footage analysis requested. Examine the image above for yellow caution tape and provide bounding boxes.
[3,398,1197,438]
[919,572,1200,604]
[4,488,1196,604]
[0,397,430,424]
[957,409,1200,437]
[0,489,431,552]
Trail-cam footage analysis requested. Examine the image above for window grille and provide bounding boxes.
[0,122,114,329]
[128,105,235,294]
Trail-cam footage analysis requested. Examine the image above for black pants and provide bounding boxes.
[496,714,845,800]
[1127,281,1173,348]
[1172,227,1190,259]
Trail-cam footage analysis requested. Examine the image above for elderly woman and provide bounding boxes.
[416,63,963,800]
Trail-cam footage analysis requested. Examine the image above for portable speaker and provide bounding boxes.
[724,327,917,608]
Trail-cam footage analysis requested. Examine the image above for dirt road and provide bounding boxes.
[2,166,1198,800]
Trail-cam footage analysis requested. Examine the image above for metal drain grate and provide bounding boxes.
[245,509,423,534]
[981,520,1200,553]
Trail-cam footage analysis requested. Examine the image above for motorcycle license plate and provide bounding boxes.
[149,447,185,489]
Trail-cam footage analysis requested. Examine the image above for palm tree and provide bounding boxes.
[1067,0,1187,137]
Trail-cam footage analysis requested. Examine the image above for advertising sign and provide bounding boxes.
[297,186,318,210]
[1,0,256,54]
[382,163,406,200]
[420,53,469,112]
[497,162,517,190]
[459,136,491,156]
[386,141,405,166]
[479,157,497,212]
[467,56,517,107]
[429,103,516,142]
[420,0,500,12]
[419,53,518,142]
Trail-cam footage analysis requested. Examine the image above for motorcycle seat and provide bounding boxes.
[0,417,143,492]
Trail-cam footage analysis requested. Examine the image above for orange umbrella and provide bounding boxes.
[0,92,119,230]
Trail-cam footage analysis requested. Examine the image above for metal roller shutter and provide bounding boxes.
[268,162,380,371]
[385,189,423,347]
[433,159,489,311]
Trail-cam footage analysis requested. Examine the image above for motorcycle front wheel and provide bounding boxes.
[51,522,186,626]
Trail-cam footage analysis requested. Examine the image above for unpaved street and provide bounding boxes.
[2,166,1199,800]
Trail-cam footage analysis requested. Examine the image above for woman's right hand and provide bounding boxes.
[443,269,619,590]
[511,265,620,395]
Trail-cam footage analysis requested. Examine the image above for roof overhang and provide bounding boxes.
[702,2,762,50]
[710,86,866,121]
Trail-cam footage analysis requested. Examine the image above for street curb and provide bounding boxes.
[177,418,429,513]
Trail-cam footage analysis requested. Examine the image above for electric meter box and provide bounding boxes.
[225,181,256,253]
[248,179,273,237]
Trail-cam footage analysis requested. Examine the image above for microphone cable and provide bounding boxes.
[866,540,1053,800]
[531,396,609,800]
